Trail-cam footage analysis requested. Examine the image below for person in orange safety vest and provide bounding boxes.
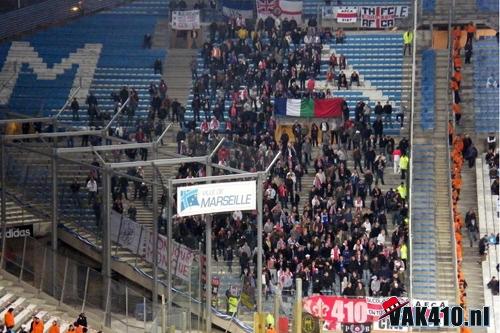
[48,320,60,333]
[4,308,14,329]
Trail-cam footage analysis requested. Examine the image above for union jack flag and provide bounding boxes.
[256,0,278,15]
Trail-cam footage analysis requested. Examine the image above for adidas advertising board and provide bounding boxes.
[0,225,33,238]
[177,181,256,217]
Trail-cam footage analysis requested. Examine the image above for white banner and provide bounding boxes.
[322,6,358,23]
[111,211,195,282]
[177,180,256,217]
[336,6,358,23]
[174,243,195,281]
[111,211,143,254]
[395,6,410,18]
[141,229,170,273]
[359,6,409,28]
[171,10,200,30]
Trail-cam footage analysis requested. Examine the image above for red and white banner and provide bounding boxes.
[141,231,195,281]
[257,0,303,23]
[303,296,447,330]
[336,6,358,23]
[174,243,195,281]
[110,211,196,282]
[303,296,416,330]
[359,6,396,28]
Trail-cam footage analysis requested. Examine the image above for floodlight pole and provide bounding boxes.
[205,156,213,333]
[152,144,159,317]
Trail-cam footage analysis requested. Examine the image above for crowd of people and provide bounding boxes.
[2,310,93,333]
[449,25,499,329]
[147,17,413,310]
[4,6,415,320]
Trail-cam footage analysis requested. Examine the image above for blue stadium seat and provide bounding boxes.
[420,49,436,131]
[0,0,168,124]
[473,38,499,133]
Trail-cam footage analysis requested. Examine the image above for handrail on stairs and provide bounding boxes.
[155,122,173,145]
[53,86,81,119]
[446,1,461,308]
[407,0,418,302]
[103,96,131,132]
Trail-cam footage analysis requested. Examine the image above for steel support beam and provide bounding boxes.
[2,129,102,141]
[0,117,53,125]
[171,172,259,185]
[205,215,212,333]
[102,166,112,327]
[152,144,159,317]
[0,142,7,268]
[51,147,58,297]
[256,172,264,314]
[56,142,155,154]
[205,158,212,333]
[166,178,173,316]
[51,148,58,251]
[108,156,207,169]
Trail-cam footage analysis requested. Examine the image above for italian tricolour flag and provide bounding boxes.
[274,97,344,118]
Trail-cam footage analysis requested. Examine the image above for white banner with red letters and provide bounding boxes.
[110,210,195,282]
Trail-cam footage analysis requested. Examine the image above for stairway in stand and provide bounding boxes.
[410,35,457,304]
[433,50,458,304]
[454,36,486,325]
[163,48,197,106]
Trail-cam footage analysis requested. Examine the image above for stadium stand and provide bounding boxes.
[476,0,499,12]
[0,0,167,127]
[188,33,406,135]
[476,155,499,333]
[422,0,436,14]
[0,273,99,332]
[410,143,437,298]
[320,34,406,133]
[420,49,436,131]
[473,37,499,133]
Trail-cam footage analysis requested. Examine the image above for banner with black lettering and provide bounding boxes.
[359,6,408,28]
[171,10,200,30]
[322,6,358,23]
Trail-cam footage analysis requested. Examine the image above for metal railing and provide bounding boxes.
[446,0,460,307]
[407,0,418,302]
[0,234,162,332]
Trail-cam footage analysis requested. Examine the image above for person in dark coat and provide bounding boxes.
[76,313,88,328]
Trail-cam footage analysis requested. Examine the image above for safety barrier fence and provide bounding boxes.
[0,138,257,332]
[0,234,162,332]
